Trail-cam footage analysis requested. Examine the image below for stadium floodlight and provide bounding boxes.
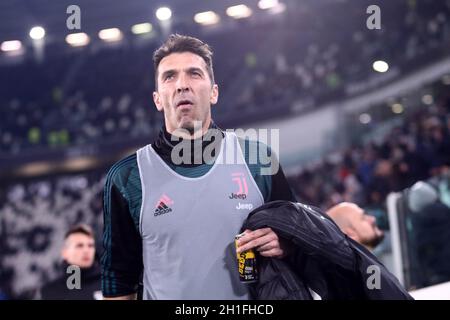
[1,40,22,52]
[156,7,172,21]
[422,94,433,105]
[132,23,153,34]
[194,11,220,25]
[65,33,90,47]
[98,28,123,42]
[258,0,279,10]
[226,4,252,19]
[391,103,404,114]
[372,60,389,73]
[359,113,372,124]
[29,26,46,40]
[269,2,286,14]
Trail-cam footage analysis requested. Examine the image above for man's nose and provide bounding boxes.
[176,73,190,93]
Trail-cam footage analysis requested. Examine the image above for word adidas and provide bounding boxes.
[154,207,172,216]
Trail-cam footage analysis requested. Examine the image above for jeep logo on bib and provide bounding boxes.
[229,172,248,200]
[229,172,253,210]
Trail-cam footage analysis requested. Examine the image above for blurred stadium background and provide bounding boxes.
[1,0,450,299]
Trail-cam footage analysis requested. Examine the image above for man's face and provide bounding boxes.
[350,207,384,248]
[62,233,95,269]
[153,52,219,136]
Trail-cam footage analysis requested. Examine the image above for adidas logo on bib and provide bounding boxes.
[154,194,174,216]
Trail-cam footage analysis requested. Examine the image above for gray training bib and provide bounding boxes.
[136,132,264,299]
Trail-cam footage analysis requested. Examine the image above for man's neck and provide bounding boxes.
[166,120,211,140]
[153,121,224,167]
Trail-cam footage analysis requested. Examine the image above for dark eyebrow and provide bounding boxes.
[187,67,204,75]
[160,69,176,79]
[160,67,204,80]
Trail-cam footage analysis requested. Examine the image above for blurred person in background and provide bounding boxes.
[39,224,101,300]
[327,202,384,250]
[407,181,450,287]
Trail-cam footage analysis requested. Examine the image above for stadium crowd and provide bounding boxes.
[1,0,449,154]
[1,0,450,299]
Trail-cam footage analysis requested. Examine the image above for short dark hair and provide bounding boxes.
[153,34,215,89]
[64,224,94,240]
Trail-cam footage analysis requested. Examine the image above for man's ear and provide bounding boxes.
[153,91,163,112]
[61,247,68,261]
[210,84,219,105]
[343,227,358,242]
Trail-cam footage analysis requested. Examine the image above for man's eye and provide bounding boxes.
[191,72,201,77]
[164,74,174,81]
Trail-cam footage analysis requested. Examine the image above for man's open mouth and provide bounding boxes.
[176,99,193,108]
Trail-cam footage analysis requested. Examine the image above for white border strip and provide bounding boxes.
[386,192,404,286]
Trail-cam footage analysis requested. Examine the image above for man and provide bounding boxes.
[326,202,384,250]
[101,34,296,300]
[40,224,101,300]
[407,181,450,286]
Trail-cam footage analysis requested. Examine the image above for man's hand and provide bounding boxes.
[236,228,288,258]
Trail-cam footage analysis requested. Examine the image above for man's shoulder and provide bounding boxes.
[40,275,67,299]
[106,153,139,187]
[235,135,274,172]
[236,135,271,149]
[41,275,100,300]
[236,136,272,158]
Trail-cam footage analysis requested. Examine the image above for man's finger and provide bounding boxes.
[238,228,272,243]
[237,228,274,246]
[237,233,276,253]
[256,240,279,252]
[259,248,284,258]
